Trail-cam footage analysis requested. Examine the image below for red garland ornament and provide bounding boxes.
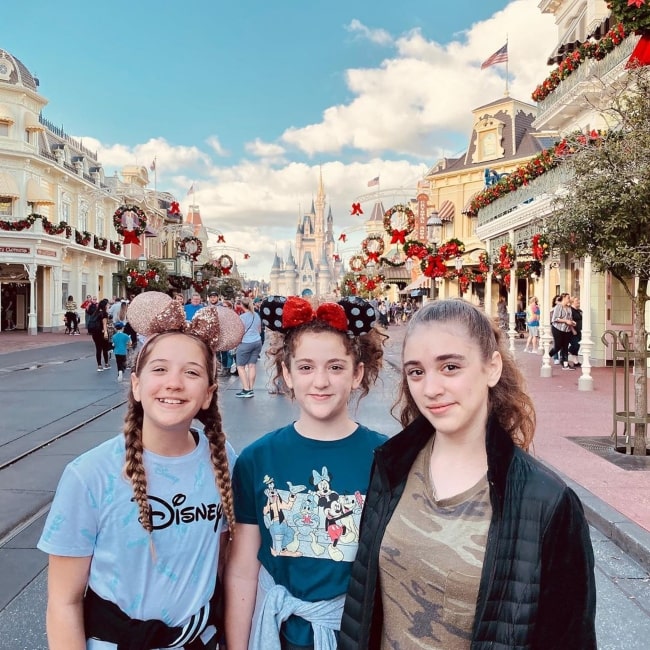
[338,233,347,242]
[217,254,234,275]
[403,240,430,260]
[421,254,447,278]
[113,205,147,246]
[350,202,363,216]
[216,234,226,243]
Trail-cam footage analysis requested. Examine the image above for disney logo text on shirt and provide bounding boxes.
[139,492,224,532]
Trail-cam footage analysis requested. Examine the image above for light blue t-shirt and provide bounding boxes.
[240,311,262,344]
[38,432,236,649]
[111,331,130,356]
[233,423,387,646]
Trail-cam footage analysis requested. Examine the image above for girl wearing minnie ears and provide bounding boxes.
[38,291,245,650]
[225,295,387,650]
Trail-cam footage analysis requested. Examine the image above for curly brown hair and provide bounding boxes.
[123,332,235,538]
[266,321,386,400]
[393,300,535,450]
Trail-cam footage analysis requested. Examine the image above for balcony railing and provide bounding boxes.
[477,165,573,227]
[536,34,640,120]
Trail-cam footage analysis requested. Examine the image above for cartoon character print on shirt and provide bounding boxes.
[260,466,364,562]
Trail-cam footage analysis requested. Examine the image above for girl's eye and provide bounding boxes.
[297,365,312,372]
[185,369,200,377]
[330,364,344,371]
[443,363,459,372]
[405,368,423,377]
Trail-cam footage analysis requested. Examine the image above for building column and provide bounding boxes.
[52,265,64,331]
[540,259,552,378]
[26,263,37,336]
[578,255,594,391]
[506,232,516,353]
[485,240,493,317]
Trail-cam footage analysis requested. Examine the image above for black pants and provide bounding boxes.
[115,354,127,373]
[65,312,79,332]
[91,331,109,366]
[549,325,571,364]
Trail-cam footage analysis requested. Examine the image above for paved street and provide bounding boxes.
[1,329,649,649]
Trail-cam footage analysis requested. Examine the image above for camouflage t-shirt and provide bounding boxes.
[379,436,491,649]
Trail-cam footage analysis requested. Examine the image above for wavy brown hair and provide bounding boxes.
[266,321,386,400]
[123,332,235,537]
[393,300,535,450]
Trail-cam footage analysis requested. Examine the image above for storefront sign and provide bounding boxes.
[416,193,429,241]
[37,248,57,257]
[0,246,30,254]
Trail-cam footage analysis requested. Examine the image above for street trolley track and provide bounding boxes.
[0,396,127,472]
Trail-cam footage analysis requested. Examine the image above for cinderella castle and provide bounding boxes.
[269,172,343,297]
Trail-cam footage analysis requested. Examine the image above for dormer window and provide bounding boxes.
[0,197,13,216]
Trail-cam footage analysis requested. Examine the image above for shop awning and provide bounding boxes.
[0,171,20,198]
[439,200,455,222]
[26,178,54,205]
[402,275,430,292]
[24,112,45,132]
[0,104,14,124]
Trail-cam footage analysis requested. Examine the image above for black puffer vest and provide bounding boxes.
[339,416,597,649]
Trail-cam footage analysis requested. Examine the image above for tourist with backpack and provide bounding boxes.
[88,298,111,372]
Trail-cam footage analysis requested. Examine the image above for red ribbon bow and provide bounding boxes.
[217,234,226,243]
[351,202,363,216]
[123,231,141,245]
[244,253,250,259]
[282,297,348,332]
[169,201,180,215]
[366,251,380,262]
[338,233,347,242]
[390,229,407,244]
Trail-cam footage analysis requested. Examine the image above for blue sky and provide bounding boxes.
[3,0,557,280]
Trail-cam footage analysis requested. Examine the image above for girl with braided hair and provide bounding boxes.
[225,295,387,650]
[38,291,244,650]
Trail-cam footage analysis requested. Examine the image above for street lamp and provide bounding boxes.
[196,269,203,282]
[138,254,147,272]
[427,211,442,247]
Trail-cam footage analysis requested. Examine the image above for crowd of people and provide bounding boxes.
[37,290,597,650]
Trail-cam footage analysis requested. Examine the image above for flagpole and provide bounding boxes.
[505,35,509,96]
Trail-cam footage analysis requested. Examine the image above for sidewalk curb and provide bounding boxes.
[384,343,650,574]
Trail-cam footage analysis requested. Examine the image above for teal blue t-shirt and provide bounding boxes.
[112,331,130,355]
[232,423,387,646]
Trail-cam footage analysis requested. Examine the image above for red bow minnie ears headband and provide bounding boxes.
[259,295,376,336]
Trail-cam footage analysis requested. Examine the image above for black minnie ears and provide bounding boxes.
[260,295,376,336]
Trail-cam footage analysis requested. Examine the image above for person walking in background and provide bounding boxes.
[497,294,508,331]
[83,296,98,334]
[111,322,131,382]
[339,299,596,649]
[64,295,80,335]
[234,297,262,397]
[523,296,540,353]
[88,298,111,372]
[549,292,576,371]
[4,299,15,331]
[225,295,386,649]
[38,291,244,649]
[183,292,204,321]
[569,295,583,369]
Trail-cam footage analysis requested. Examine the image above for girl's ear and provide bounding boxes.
[131,373,141,402]
[352,361,364,390]
[282,361,293,390]
[486,351,503,388]
[201,383,217,411]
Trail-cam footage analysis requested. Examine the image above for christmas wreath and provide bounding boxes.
[113,204,147,245]
[403,239,430,260]
[349,254,366,273]
[110,240,122,255]
[438,238,465,260]
[361,235,385,262]
[75,230,92,246]
[531,233,550,262]
[179,236,203,261]
[383,204,415,244]
[421,254,447,278]
[41,216,70,236]
[94,236,108,251]
[217,254,234,275]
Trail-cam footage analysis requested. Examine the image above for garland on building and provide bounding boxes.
[454,267,476,295]
[466,131,604,217]
[216,254,234,275]
[179,236,203,261]
[123,260,168,292]
[361,234,385,262]
[378,256,405,267]
[75,230,92,246]
[0,213,70,236]
[192,279,211,294]
[493,243,516,277]
[168,275,193,290]
[383,204,415,244]
[516,260,543,279]
[531,23,627,102]
[608,0,650,34]
[94,236,108,251]
[110,240,122,255]
[113,204,147,245]
[531,233,550,262]
[437,238,465,260]
[478,250,490,273]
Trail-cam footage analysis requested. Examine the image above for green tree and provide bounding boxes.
[217,277,242,299]
[546,66,650,455]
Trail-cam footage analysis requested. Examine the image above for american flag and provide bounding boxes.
[149,159,156,172]
[186,183,195,196]
[481,43,508,70]
[367,176,379,187]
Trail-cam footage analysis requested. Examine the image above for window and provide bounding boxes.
[61,201,70,223]
[79,200,89,232]
[96,207,105,237]
[0,123,8,137]
[0,197,13,216]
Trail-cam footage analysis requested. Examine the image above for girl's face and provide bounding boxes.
[403,322,502,442]
[132,334,215,437]
[282,331,363,430]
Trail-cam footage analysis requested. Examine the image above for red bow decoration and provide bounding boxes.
[423,255,447,278]
[390,229,407,244]
[282,297,348,332]
[333,254,341,262]
[217,234,226,243]
[244,253,250,259]
[123,231,141,245]
[627,34,650,68]
[169,201,180,215]
[351,202,363,216]
[338,233,347,242]
[221,266,231,275]
[366,251,380,262]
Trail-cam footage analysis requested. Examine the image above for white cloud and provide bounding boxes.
[345,19,393,46]
[282,1,556,157]
[206,135,229,157]
[244,138,286,160]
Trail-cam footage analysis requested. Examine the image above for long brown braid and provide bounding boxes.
[123,331,235,539]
